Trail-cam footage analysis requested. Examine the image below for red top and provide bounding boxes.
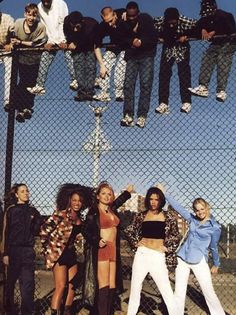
[100,209,120,229]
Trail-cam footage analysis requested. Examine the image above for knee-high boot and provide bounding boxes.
[63,305,72,315]
[98,286,109,315]
[108,288,115,315]
[51,309,61,315]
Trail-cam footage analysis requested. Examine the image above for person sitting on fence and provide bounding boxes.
[119,2,157,129]
[156,183,226,315]
[0,9,14,111]
[40,183,94,315]
[84,182,133,315]
[27,0,77,96]
[123,186,181,315]
[1,183,42,315]
[63,11,99,102]
[154,8,197,115]
[93,6,127,103]
[11,3,47,123]
[189,0,236,103]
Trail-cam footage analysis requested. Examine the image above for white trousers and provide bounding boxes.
[100,50,126,97]
[0,54,12,106]
[175,257,225,315]
[127,246,175,315]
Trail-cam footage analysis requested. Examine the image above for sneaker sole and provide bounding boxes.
[189,91,208,98]
[180,108,191,113]
[136,124,145,128]
[93,98,111,102]
[69,86,78,91]
[16,117,25,123]
[155,110,170,115]
[30,91,45,96]
[115,98,124,102]
[120,122,134,127]
[216,97,226,102]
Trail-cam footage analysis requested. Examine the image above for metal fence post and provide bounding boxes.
[1,51,18,315]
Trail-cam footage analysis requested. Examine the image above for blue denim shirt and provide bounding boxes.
[166,194,221,266]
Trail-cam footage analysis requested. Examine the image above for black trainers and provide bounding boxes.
[4,104,11,112]
[85,93,94,101]
[115,96,124,102]
[74,94,87,102]
[23,109,33,119]
[16,112,25,123]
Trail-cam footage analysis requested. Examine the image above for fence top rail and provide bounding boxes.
[0,32,235,54]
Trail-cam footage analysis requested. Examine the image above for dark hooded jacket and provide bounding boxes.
[193,9,236,44]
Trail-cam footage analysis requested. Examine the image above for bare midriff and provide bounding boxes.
[140,238,165,252]
[100,227,117,243]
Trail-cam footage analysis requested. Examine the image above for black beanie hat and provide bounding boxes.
[164,7,180,22]
[126,1,139,11]
[200,0,217,17]
[68,11,84,25]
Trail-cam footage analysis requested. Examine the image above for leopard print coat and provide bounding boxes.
[123,210,181,271]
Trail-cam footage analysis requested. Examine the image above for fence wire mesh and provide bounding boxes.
[0,38,236,315]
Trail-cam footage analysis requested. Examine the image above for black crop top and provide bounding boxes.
[68,224,82,246]
[141,221,166,239]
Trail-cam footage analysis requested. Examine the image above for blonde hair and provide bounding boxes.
[192,198,210,214]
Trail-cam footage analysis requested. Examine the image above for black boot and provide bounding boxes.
[63,305,72,315]
[108,288,115,315]
[98,286,109,315]
[51,309,60,315]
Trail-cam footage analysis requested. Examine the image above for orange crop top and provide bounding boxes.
[100,210,120,229]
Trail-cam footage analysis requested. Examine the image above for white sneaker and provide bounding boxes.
[155,103,170,114]
[69,79,78,91]
[188,85,208,97]
[216,90,227,102]
[94,77,102,89]
[181,102,192,113]
[136,116,146,128]
[120,114,134,127]
[115,92,124,102]
[93,92,111,102]
[27,85,45,95]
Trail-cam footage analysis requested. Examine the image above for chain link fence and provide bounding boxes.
[0,38,236,314]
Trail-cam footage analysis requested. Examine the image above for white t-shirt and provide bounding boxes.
[38,0,68,44]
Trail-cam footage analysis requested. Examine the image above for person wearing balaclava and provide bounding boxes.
[189,0,236,102]
[119,1,157,128]
[0,5,14,111]
[63,11,99,102]
[154,8,197,114]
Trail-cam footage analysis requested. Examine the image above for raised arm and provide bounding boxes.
[156,184,192,222]
[112,184,133,211]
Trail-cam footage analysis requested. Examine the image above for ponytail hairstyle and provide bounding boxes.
[5,183,28,208]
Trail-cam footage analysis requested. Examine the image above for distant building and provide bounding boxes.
[117,192,188,236]
[118,191,145,213]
